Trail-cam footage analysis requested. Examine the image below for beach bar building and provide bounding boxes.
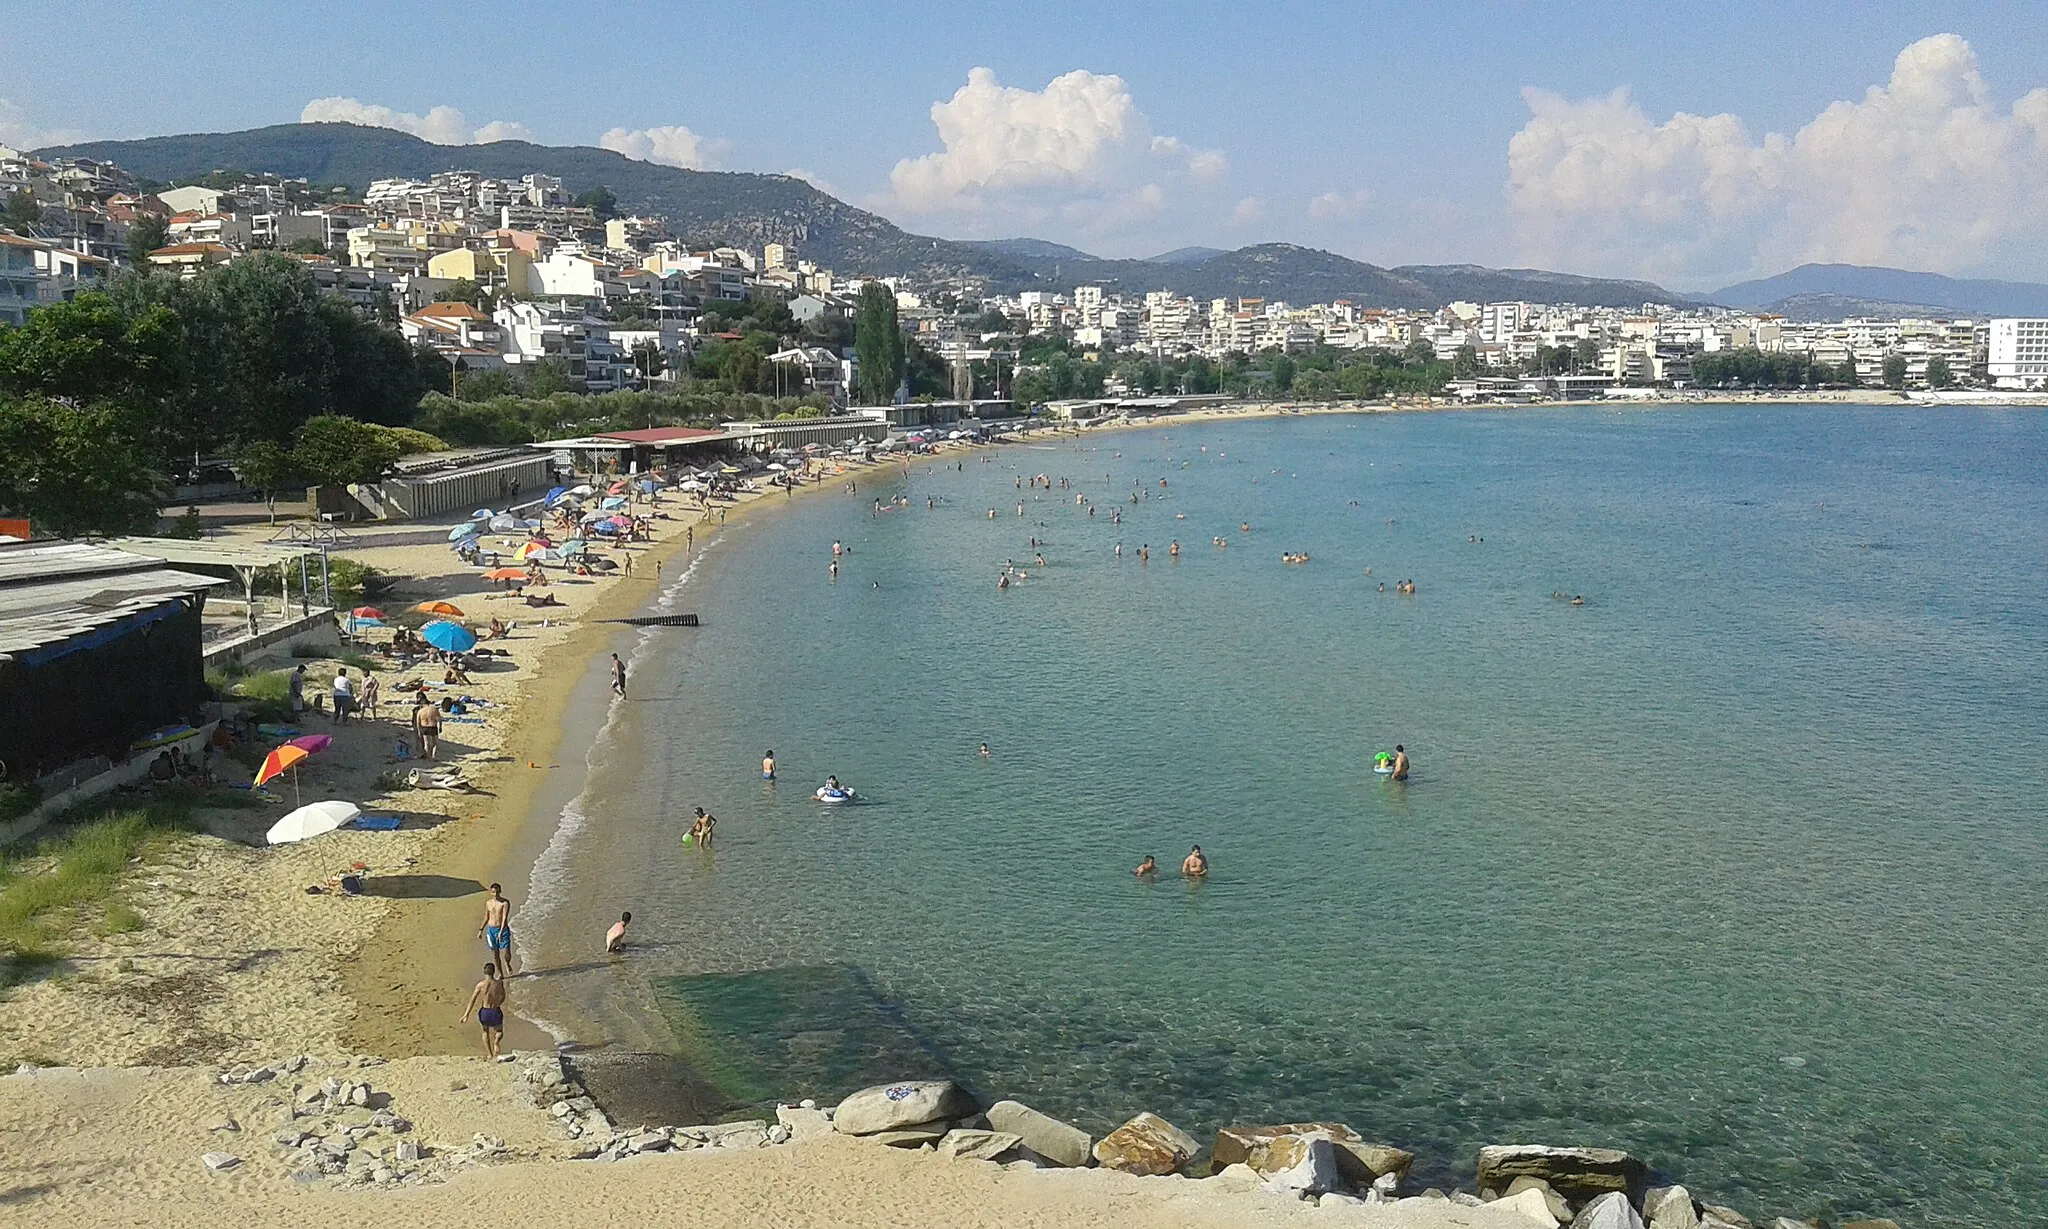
[342,446,556,521]
[534,426,748,475]
[0,541,223,788]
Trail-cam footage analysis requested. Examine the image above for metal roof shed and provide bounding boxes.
[0,541,224,782]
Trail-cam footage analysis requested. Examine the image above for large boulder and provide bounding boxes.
[1259,1135,1344,1198]
[1477,1145,1650,1207]
[1495,1187,1563,1229]
[1212,1122,1414,1186]
[832,1081,975,1136]
[1645,1185,1701,1229]
[1506,1177,1573,1224]
[985,1100,1093,1168]
[1578,1192,1648,1229]
[1700,1207,1754,1229]
[1092,1112,1198,1176]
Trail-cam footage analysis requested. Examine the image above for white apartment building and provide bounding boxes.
[495,301,588,380]
[1072,285,1103,328]
[1988,318,2048,388]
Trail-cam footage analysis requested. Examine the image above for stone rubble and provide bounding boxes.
[205,1055,1904,1222]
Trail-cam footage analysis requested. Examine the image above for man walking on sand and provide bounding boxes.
[412,696,442,760]
[610,653,627,698]
[461,962,507,1058]
[479,882,515,974]
[606,911,632,953]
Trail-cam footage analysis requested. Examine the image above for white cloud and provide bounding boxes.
[1232,196,1264,224]
[1507,34,2048,283]
[598,125,730,171]
[300,97,527,145]
[0,98,90,150]
[887,67,1227,237]
[471,120,535,144]
[1307,190,1373,222]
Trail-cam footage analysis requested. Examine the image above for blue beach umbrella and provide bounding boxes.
[557,538,587,555]
[448,521,482,540]
[601,496,628,510]
[544,486,568,505]
[419,620,477,653]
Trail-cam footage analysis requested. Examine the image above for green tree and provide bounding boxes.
[285,235,329,255]
[0,294,185,407]
[1925,356,1953,388]
[573,186,619,220]
[0,396,164,537]
[292,414,400,488]
[1573,338,1601,372]
[1882,353,1908,389]
[630,339,666,382]
[1269,353,1297,394]
[232,437,297,522]
[4,190,42,227]
[524,359,577,397]
[127,214,170,267]
[853,283,905,405]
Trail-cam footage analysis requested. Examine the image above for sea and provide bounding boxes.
[513,405,2048,1229]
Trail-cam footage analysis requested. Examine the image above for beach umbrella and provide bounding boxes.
[266,800,361,847]
[350,606,386,620]
[448,522,483,540]
[586,557,618,571]
[414,600,466,617]
[558,539,587,555]
[568,484,595,496]
[255,744,310,787]
[483,567,528,581]
[676,479,704,492]
[765,462,787,472]
[515,542,549,560]
[471,508,494,520]
[286,734,333,755]
[637,479,660,492]
[600,496,628,509]
[420,620,478,653]
[607,481,630,494]
[347,616,386,629]
[543,486,567,505]
[488,514,524,532]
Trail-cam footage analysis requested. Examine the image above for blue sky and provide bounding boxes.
[7,0,2048,288]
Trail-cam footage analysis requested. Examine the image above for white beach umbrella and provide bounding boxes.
[266,800,361,846]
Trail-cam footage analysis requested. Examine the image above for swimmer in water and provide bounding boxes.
[979,743,991,758]
[1181,845,1209,877]
[1134,855,1157,877]
[1169,540,1180,557]
[1241,523,1252,533]
[763,751,776,781]
[1391,745,1409,781]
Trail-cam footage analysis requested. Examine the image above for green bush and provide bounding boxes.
[234,670,292,703]
[0,782,41,823]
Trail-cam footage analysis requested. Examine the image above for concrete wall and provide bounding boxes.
[2,721,218,846]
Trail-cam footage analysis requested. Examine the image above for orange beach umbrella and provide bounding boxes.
[413,601,466,617]
[254,743,308,790]
[482,567,528,581]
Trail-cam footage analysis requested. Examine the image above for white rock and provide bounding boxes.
[1578,1191,1649,1229]
[936,1129,1024,1162]
[985,1100,1093,1169]
[1648,1185,1702,1229]
[1495,1187,1563,1229]
[201,1152,242,1172]
[1318,1193,1366,1208]
[1261,1136,1345,1198]
[798,1098,817,1109]
[243,1066,276,1084]
[349,1084,371,1107]
[767,1124,792,1145]
[832,1081,974,1136]
[395,1140,421,1163]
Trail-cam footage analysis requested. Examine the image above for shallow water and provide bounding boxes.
[522,406,2048,1228]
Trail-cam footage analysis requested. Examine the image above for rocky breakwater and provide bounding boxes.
[808,1077,1900,1227]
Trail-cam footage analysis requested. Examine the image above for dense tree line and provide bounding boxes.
[414,389,832,447]
[1690,348,1860,389]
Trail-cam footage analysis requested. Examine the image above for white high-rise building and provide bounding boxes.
[1987,318,2048,389]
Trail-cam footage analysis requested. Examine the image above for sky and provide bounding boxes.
[6,0,2048,290]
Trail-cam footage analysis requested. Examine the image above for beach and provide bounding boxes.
[4,400,2043,1227]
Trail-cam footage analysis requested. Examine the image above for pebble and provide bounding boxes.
[201,1152,241,1172]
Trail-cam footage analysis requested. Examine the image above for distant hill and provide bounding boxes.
[957,237,1102,271]
[39,123,1692,311]
[1147,246,1228,265]
[1712,263,2048,318]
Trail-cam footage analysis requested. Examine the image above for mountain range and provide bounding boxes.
[1710,264,2048,319]
[40,123,1690,309]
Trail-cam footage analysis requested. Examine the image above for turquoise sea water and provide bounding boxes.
[527,406,2048,1228]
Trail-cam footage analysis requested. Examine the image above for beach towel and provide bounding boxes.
[350,815,403,831]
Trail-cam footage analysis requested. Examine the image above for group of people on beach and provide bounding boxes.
[459,880,635,1059]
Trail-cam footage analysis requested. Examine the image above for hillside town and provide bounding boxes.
[4,145,2046,403]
